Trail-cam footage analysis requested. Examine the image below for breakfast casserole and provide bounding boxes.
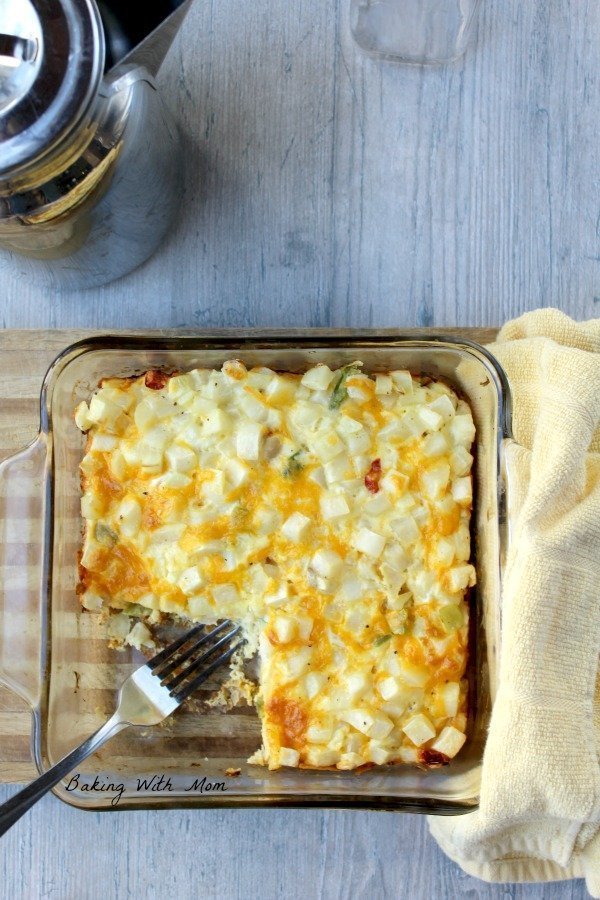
[75,361,476,771]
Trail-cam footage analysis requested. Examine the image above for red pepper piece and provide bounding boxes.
[364,458,382,494]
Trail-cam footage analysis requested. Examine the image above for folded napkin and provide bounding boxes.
[429,309,600,896]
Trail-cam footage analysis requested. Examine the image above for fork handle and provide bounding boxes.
[0,713,128,837]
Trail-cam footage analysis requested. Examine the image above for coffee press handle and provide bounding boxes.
[109,0,193,78]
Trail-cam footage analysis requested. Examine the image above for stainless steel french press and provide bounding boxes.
[0,0,191,289]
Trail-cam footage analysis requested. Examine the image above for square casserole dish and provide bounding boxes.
[0,332,512,813]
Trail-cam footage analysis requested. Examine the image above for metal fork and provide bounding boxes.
[0,620,243,837]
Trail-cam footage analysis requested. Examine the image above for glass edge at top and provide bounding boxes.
[37,330,513,442]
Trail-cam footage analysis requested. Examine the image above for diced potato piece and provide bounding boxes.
[344,430,370,454]
[222,359,247,381]
[341,709,375,736]
[178,566,204,595]
[81,591,103,611]
[346,376,372,404]
[320,492,350,520]
[440,682,460,718]
[452,476,473,505]
[304,672,326,700]
[264,373,295,404]
[236,422,264,460]
[281,511,311,542]
[323,454,350,484]
[305,747,339,767]
[368,744,393,766]
[389,657,429,687]
[377,676,401,701]
[375,374,393,395]
[265,583,291,607]
[240,391,268,423]
[155,471,192,489]
[450,446,473,477]
[390,370,413,394]
[187,595,215,620]
[125,622,155,650]
[407,569,436,604]
[204,409,231,434]
[81,493,102,519]
[117,496,141,538]
[337,577,365,603]
[402,713,436,746]
[341,709,393,741]
[352,527,386,559]
[254,506,282,534]
[380,470,410,497]
[279,747,300,767]
[390,515,419,546]
[448,415,476,447]
[338,752,365,770]
[180,423,204,449]
[369,712,395,741]
[291,401,322,430]
[296,614,314,641]
[421,461,451,499]
[363,493,392,516]
[301,365,335,391]
[312,431,345,462]
[212,583,240,605]
[447,564,476,592]
[134,398,157,432]
[345,672,372,703]
[225,457,250,489]
[149,523,186,544]
[88,393,122,426]
[272,614,297,643]
[422,432,448,458]
[108,613,131,641]
[281,646,312,679]
[311,549,343,578]
[428,394,455,421]
[145,394,177,419]
[386,610,407,635]
[336,415,363,435]
[75,401,92,431]
[430,725,466,759]
[417,406,443,432]
[433,536,455,568]
[88,435,116,454]
[306,723,333,743]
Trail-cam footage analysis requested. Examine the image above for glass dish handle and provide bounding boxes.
[0,436,49,709]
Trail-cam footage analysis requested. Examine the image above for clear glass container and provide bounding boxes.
[0,332,512,813]
[350,0,482,64]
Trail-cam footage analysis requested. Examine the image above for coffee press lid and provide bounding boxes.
[0,0,105,178]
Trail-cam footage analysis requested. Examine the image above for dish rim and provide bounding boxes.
[9,330,512,814]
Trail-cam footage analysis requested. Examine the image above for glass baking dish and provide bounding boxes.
[0,332,512,813]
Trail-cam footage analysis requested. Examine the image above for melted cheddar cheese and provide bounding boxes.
[76,361,476,769]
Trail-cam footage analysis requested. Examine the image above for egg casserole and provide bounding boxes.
[75,361,476,770]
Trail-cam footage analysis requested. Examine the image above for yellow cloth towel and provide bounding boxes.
[429,309,600,896]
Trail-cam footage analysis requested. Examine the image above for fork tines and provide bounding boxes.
[148,620,244,703]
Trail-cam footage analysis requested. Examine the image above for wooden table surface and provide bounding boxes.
[0,0,596,896]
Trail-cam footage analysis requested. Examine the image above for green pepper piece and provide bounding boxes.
[374,633,393,647]
[329,365,361,410]
[438,604,465,632]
